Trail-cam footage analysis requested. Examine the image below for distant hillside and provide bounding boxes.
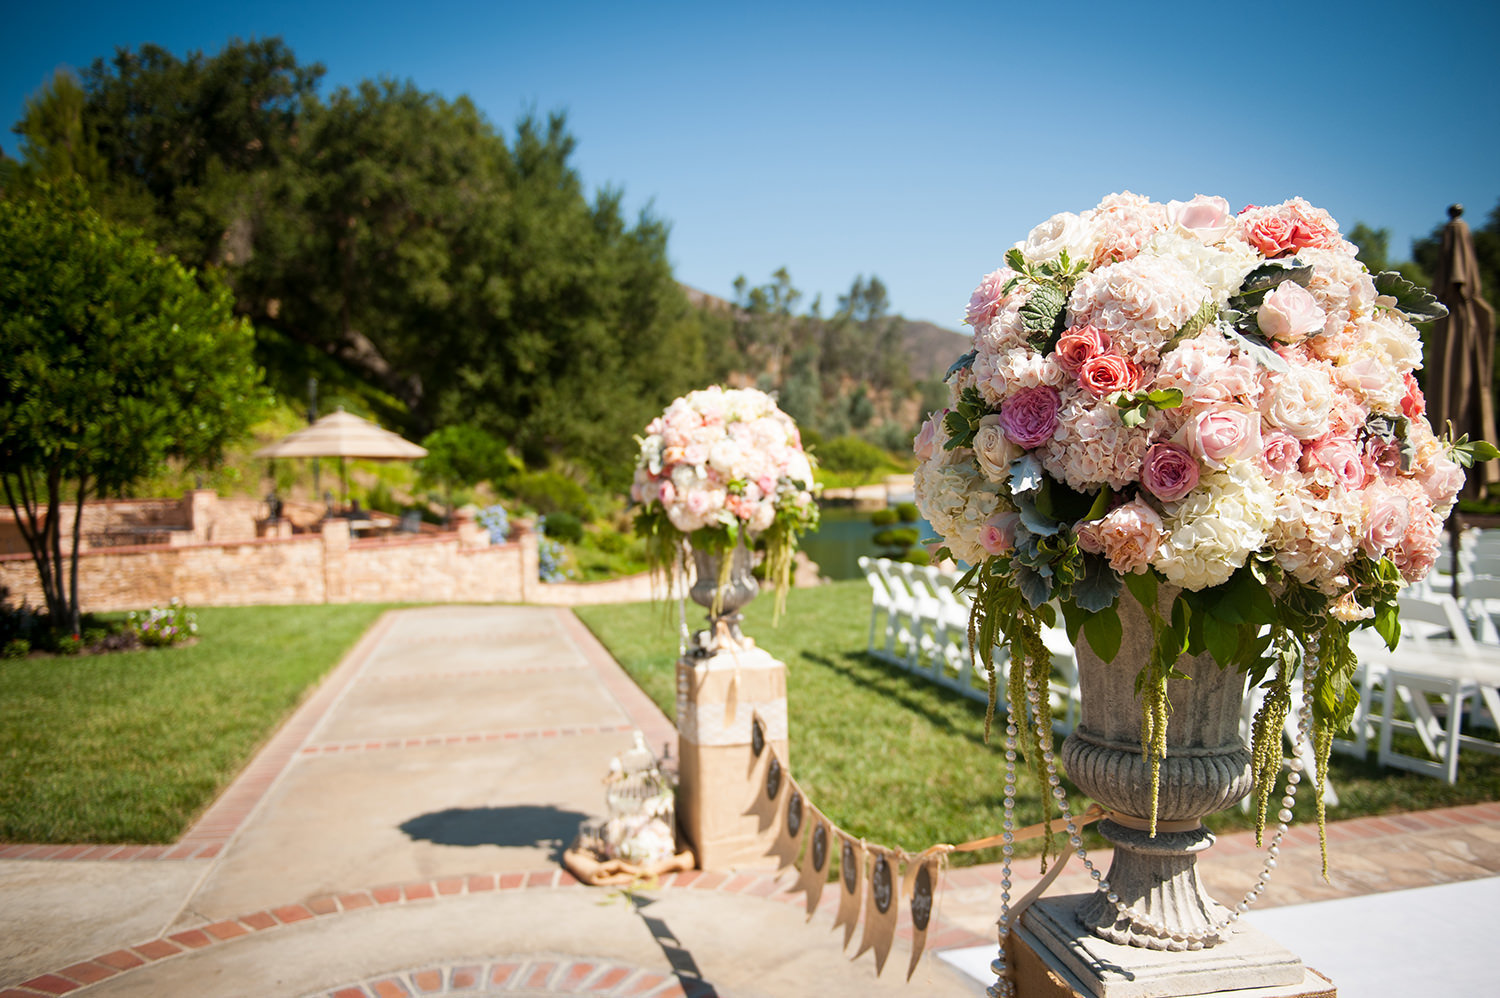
[898,319,970,380]
[679,284,969,384]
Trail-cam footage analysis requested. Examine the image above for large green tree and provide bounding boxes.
[0,186,264,632]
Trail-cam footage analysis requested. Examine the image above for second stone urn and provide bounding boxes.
[1058,587,1255,951]
[688,538,759,649]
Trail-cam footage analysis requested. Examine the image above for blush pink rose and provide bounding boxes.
[979,511,1021,556]
[914,411,946,462]
[1419,453,1467,507]
[1260,430,1302,478]
[1184,405,1262,469]
[1091,498,1164,574]
[1363,436,1403,480]
[966,269,1012,329]
[1141,442,1200,502]
[1362,485,1412,559]
[999,386,1062,449]
[1167,194,1234,242]
[1395,506,1444,582]
[1258,282,1327,343]
[1078,353,1143,399]
[1053,325,1111,375]
[1301,434,1367,491]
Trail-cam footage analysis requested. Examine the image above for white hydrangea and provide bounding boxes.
[1145,231,1262,307]
[1151,462,1275,590]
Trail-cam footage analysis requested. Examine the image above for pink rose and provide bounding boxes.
[1260,430,1302,478]
[1241,212,1298,257]
[1141,442,1200,502]
[980,512,1021,556]
[1363,436,1403,480]
[1419,453,1466,507]
[1362,485,1412,559]
[1167,194,1234,242]
[1053,325,1111,375]
[914,411,946,462]
[999,386,1062,449]
[1078,353,1143,399]
[1395,506,1444,582]
[1257,282,1327,344]
[1301,434,1367,491]
[1183,405,1262,469]
[966,269,1012,329]
[1289,201,1341,250]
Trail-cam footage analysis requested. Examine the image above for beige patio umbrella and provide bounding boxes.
[255,408,427,509]
[1429,204,1499,498]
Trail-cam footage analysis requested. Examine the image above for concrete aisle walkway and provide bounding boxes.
[0,606,980,998]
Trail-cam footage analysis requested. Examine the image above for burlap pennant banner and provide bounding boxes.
[854,845,902,975]
[793,805,833,919]
[832,833,866,950]
[903,850,944,981]
[745,737,788,835]
[767,775,807,868]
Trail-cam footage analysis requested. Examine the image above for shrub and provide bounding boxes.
[870,508,899,527]
[816,435,888,478]
[872,527,921,550]
[894,501,921,523]
[540,511,584,544]
[128,599,198,648]
[900,548,932,566]
[511,470,592,520]
[3,638,29,659]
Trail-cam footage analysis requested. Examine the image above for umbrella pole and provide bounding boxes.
[340,456,349,513]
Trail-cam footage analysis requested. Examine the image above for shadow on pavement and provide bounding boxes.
[399,804,589,861]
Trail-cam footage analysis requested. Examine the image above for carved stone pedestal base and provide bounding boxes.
[1019,894,1321,998]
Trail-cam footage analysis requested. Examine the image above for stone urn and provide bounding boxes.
[1058,586,1255,950]
[688,537,759,647]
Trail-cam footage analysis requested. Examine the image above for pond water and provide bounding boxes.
[799,505,935,580]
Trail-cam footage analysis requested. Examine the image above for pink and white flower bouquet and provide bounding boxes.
[632,386,819,615]
[916,192,1489,838]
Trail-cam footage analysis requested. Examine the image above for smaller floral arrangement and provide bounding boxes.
[631,386,820,616]
[128,598,198,648]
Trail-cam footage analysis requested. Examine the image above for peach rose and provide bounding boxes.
[1078,353,1143,399]
[1053,325,1111,375]
[1091,498,1164,574]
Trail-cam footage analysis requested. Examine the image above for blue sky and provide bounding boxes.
[4,1,1497,327]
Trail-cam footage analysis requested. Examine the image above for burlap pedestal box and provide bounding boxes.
[675,643,788,870]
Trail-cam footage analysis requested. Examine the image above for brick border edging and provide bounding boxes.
[0,610,399,864]
[0,869,988,997]
[308,956,707,997]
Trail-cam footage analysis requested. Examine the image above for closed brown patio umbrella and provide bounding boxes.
[254,408,427,510]
[1429,203,1499,499]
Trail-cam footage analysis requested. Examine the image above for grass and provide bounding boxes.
[0,603,395,844]
[577,580,1500,866]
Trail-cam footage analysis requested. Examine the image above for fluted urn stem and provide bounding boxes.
[1058,587,1254,950]
[688,538,759,646]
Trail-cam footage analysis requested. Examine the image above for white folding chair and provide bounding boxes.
[870,558,917,667]
[857,556,895,659]
[1376,592,1500,783]
[895,561,944,674]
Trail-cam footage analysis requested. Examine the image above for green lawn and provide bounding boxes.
[577,580,1500,865]
[0,603,394,843]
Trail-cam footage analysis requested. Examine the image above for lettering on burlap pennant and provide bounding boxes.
[744,741,788,835]
[854,845,902,974]
[904,850,944,980]
[832,833,866,950]
[792,805,833,919]
[766,776,807,869]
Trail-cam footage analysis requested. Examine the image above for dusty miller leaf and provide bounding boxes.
[1374,271,1448,324]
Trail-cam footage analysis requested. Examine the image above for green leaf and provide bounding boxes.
[1059,600,1087,644]
[1175,298,1219,340]
[1124,570,1158,612]
[1082,608,1123,663]
[1145,388,1184,408]
[1373,601,1401,651]
[1084,487,1112,522]
[1203,618,1242,667]
[1239,259,1314,295]
[944,350,976,382]
[1005,247,1026,273]
[1020,283,1068,348]
[1223,327,1290,373]
[1374,271,1449,324]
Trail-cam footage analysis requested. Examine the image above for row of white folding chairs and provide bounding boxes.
[857,557,1079,734]
[1340,590,1500,783]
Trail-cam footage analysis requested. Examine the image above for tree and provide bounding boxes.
[0,185,263,633]
[7,70,107,188]
[416,424,516,519]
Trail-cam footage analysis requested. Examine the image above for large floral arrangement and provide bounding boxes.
[632,386,819,616]
[916,192,1489,840]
